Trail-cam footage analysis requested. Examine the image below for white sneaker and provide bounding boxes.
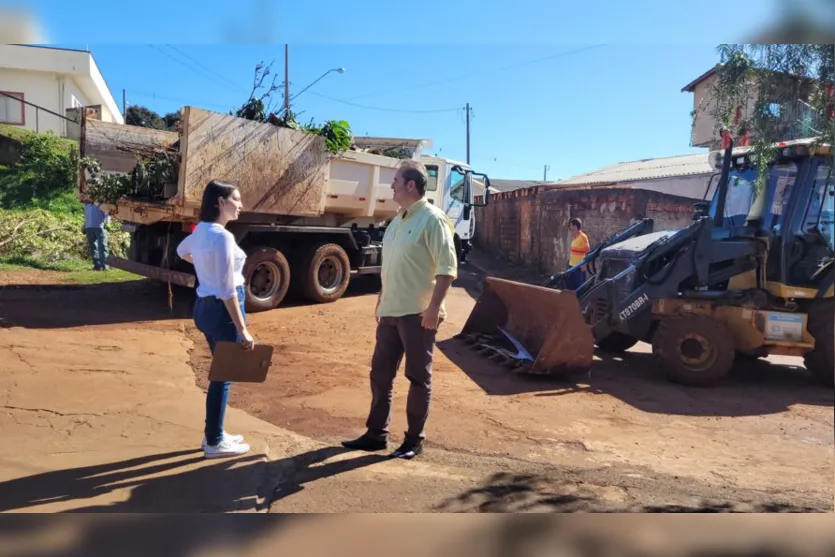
[201,432,244,450]
[204,438,251,459]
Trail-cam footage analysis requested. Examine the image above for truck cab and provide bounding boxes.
[421,156,490,262]
[351,137,491,263]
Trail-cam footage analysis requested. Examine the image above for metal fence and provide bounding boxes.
[0,90,79,135]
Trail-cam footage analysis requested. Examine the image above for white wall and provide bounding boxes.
[0,68,64,135]
[0,45,124,129]
[0,68,114,136]
[690,73,760,149]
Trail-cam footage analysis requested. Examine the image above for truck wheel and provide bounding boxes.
[652,315,734,387]
[596,332,639,354]
[803,298,834,388]
[243,247,291,312]
[301,243,351,303]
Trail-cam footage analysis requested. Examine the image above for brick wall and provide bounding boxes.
[474,187,697,274]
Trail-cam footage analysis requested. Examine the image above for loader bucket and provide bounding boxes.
[458,276,595,375]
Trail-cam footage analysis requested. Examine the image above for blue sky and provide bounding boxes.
[14,0,791,181]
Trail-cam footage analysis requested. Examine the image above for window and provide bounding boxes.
[449,167,467,203]
[0,92,24,125]
[711,167,757,226]
[802,163,834,249]
[767,162,798,227]
[425,165,438,192]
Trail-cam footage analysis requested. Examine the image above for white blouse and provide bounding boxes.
[176,222,246,300]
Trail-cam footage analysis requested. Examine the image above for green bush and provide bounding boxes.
[0,131,79,211]
[0,129,131,270]
[0,208,129,269]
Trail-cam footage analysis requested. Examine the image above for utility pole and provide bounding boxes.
[465,102,471,164]
[284,44,290,117]
[543,164,550,181]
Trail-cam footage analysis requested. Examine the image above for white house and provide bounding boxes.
[0,44,124,137]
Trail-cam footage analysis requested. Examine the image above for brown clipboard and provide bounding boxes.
[208,341,274,383]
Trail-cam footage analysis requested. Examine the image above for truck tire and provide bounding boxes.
[300,243,351,303]
[596,332,639,354]
[243,247,291,312]
[803,298,834,388]
[652,314,735,387]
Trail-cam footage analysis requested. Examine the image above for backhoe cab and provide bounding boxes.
[459,138,834,388]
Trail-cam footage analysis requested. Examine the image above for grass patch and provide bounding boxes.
[61,267,142,285]
[0,124,76,153]
[0,255,89,272]
[0,257,142,285]
[0,124,35,144]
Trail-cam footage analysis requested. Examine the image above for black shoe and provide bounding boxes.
[391,441,423,459]
[341,434,387,452]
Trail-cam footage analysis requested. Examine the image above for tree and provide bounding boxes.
[125,105,166,130]
[162,110,181,131]
[702,44,834,191]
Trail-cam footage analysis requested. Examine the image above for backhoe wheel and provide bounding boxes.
[652,315,735,387]
[243,247,291,313]
[596,332,639,354]
[301,243,351,303]
[803,298,834,388]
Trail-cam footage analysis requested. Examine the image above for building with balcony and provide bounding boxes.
[682,64,820,149]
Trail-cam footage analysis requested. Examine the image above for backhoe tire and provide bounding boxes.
[652,315,735,387]
[243,247,291,313]
[596,332,639,354]
[300,243,351,304]
[803,298,834,388]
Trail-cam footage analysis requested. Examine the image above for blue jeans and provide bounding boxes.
[193,284,246,446]
[85,227,108,269]
[565,263,586,290]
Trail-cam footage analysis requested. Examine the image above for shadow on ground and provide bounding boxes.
[437,338,834,417]
[0,275,382,329]
[434,471,828,513]
[0,445,388,514]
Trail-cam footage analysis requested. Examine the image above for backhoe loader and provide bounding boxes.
[459,137,834,388]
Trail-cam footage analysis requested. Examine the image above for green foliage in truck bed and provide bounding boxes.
[81,155,176,205]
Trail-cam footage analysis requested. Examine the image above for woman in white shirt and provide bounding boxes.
[176,180,256,459]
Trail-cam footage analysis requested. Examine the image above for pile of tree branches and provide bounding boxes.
[81,155,177,205]
[232,61,354,154]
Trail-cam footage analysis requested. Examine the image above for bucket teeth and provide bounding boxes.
[457,276,595,376]
[513,363,532,374]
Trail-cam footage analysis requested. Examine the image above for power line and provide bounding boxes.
[163,45,244,93]
[129,90,233,111]
[307,91,464,114]
[147,45,246,95]
[344,44,608,102]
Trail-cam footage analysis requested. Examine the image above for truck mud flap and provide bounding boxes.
[456,276,594,375]
[106,256,196,288]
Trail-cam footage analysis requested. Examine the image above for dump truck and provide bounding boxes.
[78,106,491,311]
[458,137,834,388]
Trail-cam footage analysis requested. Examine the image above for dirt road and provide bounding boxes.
[1,258,832,512]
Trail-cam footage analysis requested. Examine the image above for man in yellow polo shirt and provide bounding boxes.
[342,159,458,459]
[567,217,590,289]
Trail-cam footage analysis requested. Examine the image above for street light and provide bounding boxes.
[289,67,346,103]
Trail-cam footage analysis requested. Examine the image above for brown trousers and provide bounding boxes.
[365,314,438,445]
